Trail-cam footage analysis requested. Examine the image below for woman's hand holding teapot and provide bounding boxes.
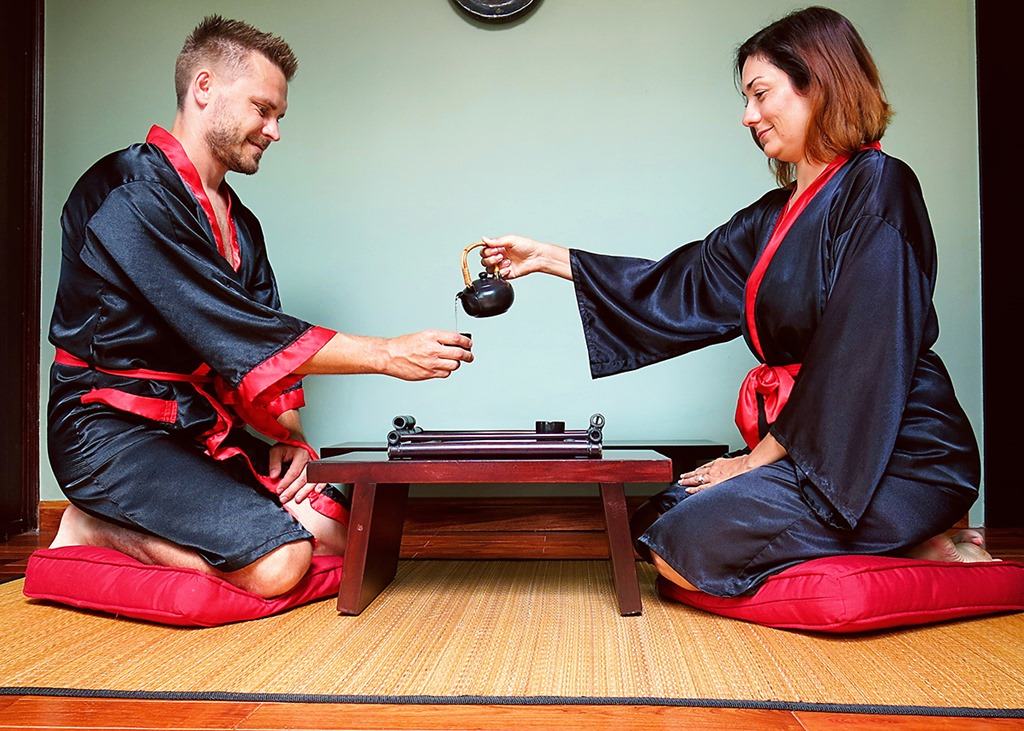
[481,235,573,281]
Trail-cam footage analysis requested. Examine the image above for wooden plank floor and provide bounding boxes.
[0,695,1021,730]
[2,504,1021,730]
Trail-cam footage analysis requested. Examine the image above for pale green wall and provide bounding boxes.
[40,1,983,523]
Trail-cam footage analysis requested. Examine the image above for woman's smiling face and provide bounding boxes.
[740,55,814,165]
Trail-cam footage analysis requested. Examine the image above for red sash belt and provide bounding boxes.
[735,362,801,450]
[54,348,346,523]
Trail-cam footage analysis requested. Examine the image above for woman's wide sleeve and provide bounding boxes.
[771,214,934,529]
[570,201,767,378]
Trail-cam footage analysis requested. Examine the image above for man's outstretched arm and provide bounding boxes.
[296,330,473,381]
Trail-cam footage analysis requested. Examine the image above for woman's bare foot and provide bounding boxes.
[903,529,996,562]
[48,504,97,548]
[950,529,986,548]
[651,552,700,591]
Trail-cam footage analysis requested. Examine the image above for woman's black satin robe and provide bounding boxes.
[570,148,980,595]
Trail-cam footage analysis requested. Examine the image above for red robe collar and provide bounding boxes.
[744,141,883,360]
[735,142,882,449]
[146,125,241,270]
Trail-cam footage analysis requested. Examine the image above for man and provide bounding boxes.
[47,16,473,598]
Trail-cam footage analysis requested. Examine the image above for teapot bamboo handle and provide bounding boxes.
[461,241,493,287]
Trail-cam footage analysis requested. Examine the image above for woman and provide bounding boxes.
[480,6,989,597]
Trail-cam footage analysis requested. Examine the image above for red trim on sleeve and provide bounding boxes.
[145,125,241,271]
[268,387,306,416]
[235,326,336,406]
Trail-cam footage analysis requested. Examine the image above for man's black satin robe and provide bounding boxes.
[47,128,338,570]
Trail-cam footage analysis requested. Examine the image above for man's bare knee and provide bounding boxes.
[230,540,313,598]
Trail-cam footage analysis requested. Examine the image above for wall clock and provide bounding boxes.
[452,0,538,24]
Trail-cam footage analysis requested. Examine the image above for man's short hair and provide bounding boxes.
[175,15,298,109]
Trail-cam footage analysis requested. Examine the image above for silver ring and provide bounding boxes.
[697,475,706,484]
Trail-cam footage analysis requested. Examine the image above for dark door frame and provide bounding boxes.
[976,2,1018,529]
[0,0,43,539]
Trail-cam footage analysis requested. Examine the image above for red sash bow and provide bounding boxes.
[735,363,801,450]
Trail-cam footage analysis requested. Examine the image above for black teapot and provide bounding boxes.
[457,242,514,318]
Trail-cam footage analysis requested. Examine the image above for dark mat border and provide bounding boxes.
[1,687,1021,718]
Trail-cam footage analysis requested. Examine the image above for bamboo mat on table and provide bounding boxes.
[2,560,1022,716]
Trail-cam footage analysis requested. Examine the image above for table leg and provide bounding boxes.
[599,482,642,616]
[337,482,409,615]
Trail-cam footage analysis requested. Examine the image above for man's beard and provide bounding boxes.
[205,102,266,175]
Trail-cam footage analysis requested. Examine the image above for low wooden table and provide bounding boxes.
[307,450,673,617]
[321,439,727,480]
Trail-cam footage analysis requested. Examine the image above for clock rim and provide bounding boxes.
[451,0,538,23]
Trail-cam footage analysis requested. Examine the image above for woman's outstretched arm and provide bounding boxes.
[480,235,573,280]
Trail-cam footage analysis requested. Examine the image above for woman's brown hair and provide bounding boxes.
[736,6,892,187]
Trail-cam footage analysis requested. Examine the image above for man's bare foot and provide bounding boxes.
[903,529,996,563]
[48,504,98,549]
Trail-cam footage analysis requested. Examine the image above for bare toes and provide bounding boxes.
[951,529,985,547]
[954,542,994,563]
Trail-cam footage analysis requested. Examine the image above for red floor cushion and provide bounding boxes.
[23,546,343,627]
[658,554,1024,633]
